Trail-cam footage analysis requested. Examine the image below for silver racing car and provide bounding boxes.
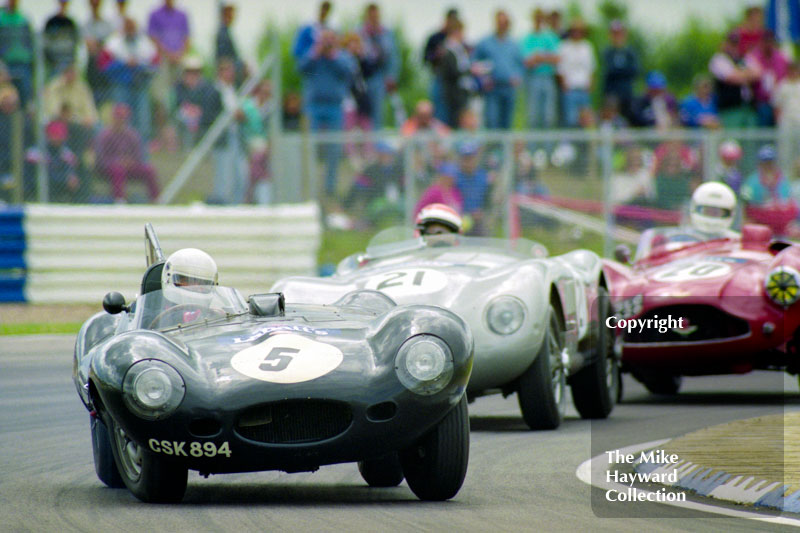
[272,228,617,429]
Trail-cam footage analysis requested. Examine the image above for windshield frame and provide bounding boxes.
[128,286,248,332]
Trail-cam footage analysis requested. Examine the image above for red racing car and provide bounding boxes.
[604,223,800,395]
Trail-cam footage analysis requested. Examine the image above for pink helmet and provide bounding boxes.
[415,203,463,234]
[718,140,742,162]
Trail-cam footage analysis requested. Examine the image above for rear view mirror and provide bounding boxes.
[103,292,129,315]
[614,244,631,264]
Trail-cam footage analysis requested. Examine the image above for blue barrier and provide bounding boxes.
[0,207,26,302]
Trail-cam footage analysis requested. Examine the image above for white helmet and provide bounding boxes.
[415,203,463,235]
[690,182,736,235]
[161,248,218,306]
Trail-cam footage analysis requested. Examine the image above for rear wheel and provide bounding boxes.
[90,415,124,488]
[517,305,567,430]
[400,395,469,501]
[633,370,682,395]
[358,453,404,487]
[108,417,188,503]
[570,288,619,419]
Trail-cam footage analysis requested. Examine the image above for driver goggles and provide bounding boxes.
[173,273,215,293]
[695,205,732,218]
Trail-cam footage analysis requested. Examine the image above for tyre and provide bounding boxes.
[91,415,124,488]
[108,417,188,503]
[358,453,404,487]
[400,395,469,501]
[517,305,566,430]
[570,287,619,419]
[633,370,682,395]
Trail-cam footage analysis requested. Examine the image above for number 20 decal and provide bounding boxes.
[231,334,343,384]
[365,268,447,295]
[651,261,732,282]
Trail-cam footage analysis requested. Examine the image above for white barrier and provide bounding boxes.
[23,203,321,303]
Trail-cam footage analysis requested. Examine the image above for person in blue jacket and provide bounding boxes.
[297,28,355,196]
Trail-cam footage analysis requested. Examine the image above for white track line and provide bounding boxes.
[575,439,800,527]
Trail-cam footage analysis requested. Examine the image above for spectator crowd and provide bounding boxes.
[2,0,800,237]
[0,0,274,205]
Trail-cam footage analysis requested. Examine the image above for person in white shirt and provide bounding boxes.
[557,18,595,127]
[773,61,800,174]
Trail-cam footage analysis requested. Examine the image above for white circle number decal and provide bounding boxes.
[364,269,448,296]
[651,261,732,282]
[231,334,343,384]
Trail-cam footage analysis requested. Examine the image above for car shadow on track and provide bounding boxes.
[72,483,460,506]
[621,391,800,406]
[468,415,584,432]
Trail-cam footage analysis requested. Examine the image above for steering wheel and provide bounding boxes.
[147,304,225,329]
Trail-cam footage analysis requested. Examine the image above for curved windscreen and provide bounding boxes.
[634,227,735,262]
[335,226,548,272]
[130,287,247,331]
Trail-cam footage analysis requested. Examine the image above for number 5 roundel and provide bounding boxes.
[231,334,344,383]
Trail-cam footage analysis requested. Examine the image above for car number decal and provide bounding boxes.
[149,439,231,458]
[651,261,732,282]
[364,268,447,296]
[231,333,344,383]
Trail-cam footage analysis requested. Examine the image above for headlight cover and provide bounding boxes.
[123,359,185,419]
[765,266,800,307]
[614,294,643,319]
[395,335,453,396]
[485,296,526,335]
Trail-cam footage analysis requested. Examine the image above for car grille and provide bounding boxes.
[235,400,353,444]
[624,304,750,343]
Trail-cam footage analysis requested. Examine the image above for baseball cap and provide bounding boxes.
[46,120,68,141]
[457,140,480,156]
[375,140,397,154]
[182,55,204,71]
[436,161,459,178]
[646,71,667,90]
[758,144,777,161]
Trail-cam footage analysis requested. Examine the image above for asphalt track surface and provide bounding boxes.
[3,334,800,532]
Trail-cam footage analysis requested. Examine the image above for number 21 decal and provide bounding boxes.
[366,268,447,295]
[231,334,343,384]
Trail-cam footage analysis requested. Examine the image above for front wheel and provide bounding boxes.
[91,415,124,488]
[400,395,469,501]
[358,453,404,487]
[570,288,619,419]
[517,305,567,430]
[108,417,188,503]
[633,370,682,395]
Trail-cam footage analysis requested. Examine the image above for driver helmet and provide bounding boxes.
[415,203,463,235]
[161,248,218,306]
[689,182,736,235]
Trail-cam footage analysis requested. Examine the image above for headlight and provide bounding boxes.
[395,335,453,396]
[485,296,525,335]
[614,294,643,319]
[123,359,185,419]
[765,266,800,307]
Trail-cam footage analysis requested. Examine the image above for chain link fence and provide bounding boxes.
[296,127,785,265]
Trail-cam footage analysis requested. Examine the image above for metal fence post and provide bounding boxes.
[33,35,47,202]
[11,110,22,204]
[600,126,614,258]
[403,136,415,225]
[268,30,283,202]
[502,133,513,238]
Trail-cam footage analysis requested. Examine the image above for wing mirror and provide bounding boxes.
[102,292,129,315]
[248,293,285,317]
[614,244,632,264]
